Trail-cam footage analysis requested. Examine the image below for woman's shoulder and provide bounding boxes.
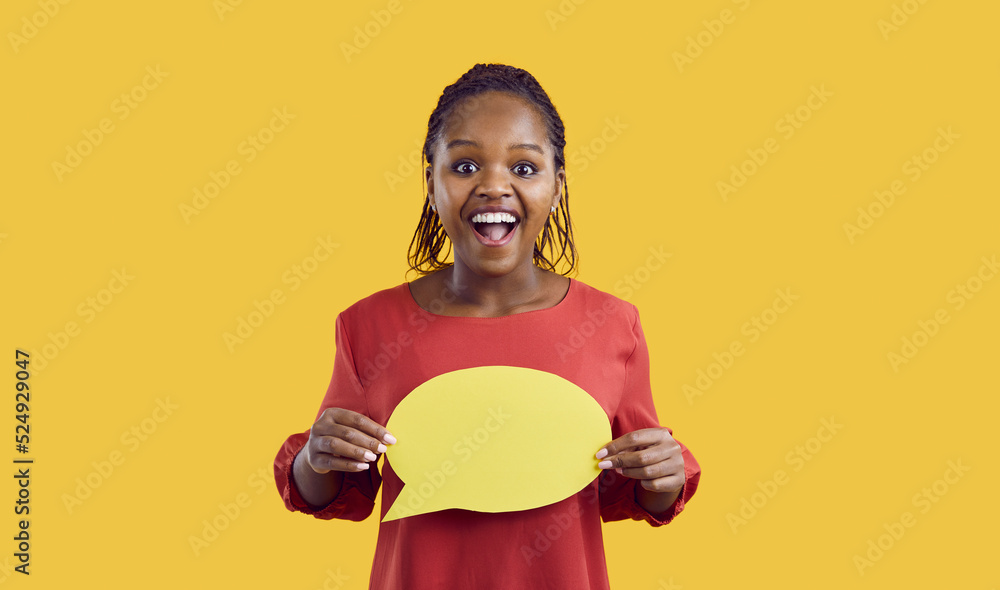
[566,277,638,319]
[337,282,411,321]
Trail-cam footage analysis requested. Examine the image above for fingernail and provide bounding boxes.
[364,451,377,461]
[615,468,623,475]
[377,443,387,454]
[357,462,369,470]
[383,433,397,445]
[595,449,608,460]
[598,460,613,469]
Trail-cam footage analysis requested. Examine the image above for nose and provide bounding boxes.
[476,165,513,200]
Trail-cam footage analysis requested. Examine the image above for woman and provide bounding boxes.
[274,63,700,589]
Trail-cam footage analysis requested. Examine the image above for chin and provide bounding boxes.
[457,249,525,279]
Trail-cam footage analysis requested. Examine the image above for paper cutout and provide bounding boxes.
[382,365,611,522]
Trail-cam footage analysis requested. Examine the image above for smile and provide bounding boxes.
[469,212,519,247]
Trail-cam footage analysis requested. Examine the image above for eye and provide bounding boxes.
[512,163,538,177]
[453,161,478,174]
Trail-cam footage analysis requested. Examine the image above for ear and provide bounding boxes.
[425,165,435,209]
[551,167,566,211]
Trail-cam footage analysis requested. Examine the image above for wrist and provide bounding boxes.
[293,448,345,510]
[634,482,681,516]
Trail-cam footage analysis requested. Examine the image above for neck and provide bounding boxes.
[444,260,547,316]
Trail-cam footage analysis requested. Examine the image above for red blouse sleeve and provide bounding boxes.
[273,313,382,521]
[599,304,701,526]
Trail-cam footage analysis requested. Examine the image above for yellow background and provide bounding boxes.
[2,0,997,587]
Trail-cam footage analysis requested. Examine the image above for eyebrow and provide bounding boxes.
[445,139,545,155]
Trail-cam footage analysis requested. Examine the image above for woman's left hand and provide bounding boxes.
[596,427,685,493]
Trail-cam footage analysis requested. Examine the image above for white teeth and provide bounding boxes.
[471,212,517,223]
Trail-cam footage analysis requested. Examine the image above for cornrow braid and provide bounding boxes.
[406,63,578,277]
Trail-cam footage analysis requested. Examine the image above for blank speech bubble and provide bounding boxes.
[382,365,611,522]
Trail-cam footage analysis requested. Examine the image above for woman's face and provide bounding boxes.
[426,91,564,279]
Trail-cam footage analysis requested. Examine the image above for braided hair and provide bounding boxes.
[406,63,578,277]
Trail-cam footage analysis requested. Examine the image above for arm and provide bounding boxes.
[273,313,390,519]
[292,447,345,509]
[596,304,701,525]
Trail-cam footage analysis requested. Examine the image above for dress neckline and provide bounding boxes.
[402,277,577,319]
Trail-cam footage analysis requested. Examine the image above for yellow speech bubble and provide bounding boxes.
[382,365,611,522]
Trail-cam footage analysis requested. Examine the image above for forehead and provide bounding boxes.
[439,91,548,145]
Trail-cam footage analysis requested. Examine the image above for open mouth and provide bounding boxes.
[469,211,520,246]
[473,221,517,241]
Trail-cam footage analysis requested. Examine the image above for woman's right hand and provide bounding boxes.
[303,408,397,474]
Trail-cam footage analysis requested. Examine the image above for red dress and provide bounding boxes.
[274,278,701,589]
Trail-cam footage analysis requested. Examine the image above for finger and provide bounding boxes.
[333,423,390,456]
[307,450,371,474]
[639,473,685,494]
[595,428,670,460]
[335,409,397,446]
[318,433,382,464]
[310,428,383,463]
[315,408,396,448]
[618,458,682,481]
[599,444,675,470]
[314,412,390,455]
